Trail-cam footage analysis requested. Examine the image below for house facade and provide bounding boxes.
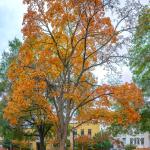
[70,123,100,138]
[112,132,150,150]
[69,123,100,149]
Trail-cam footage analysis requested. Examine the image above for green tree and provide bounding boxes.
[139,103,150,132]
[92,131,112,150]
[129,6,150,133]
[0,38,21,95]
[129,7,150,96]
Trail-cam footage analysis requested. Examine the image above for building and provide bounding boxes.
[70,122,100,138]
[112,132,150,150]
[69,122,100,149]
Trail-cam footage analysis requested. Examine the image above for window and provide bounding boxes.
[137,138,140,145]
[81,129,84,136]
[122,138,126,144]
[141,138,144,145]
[88,129,92,137]
[134,138,136,145]
[73,129,77,137]
[130,138,133,145]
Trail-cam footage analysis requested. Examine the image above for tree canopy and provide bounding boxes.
[0,38,24,149]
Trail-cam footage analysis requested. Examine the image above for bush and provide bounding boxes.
[92,140,112,150]
[125,144,136,150]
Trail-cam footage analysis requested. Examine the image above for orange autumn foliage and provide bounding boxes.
[75,135,90,145]
[4,0,143,149]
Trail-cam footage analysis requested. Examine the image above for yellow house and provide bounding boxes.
[70,122,100,138]
[69,122,100,149]
[27,123,100,150]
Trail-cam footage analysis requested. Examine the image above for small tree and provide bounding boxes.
[92,131,112,150]
[0,38,24,149]
[75,135,90,150]
[0,38,55,150]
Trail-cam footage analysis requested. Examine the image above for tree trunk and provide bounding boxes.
[59,139,66,150]
[39,135,45,150]
[37,125,46,150]
[58,125,68,150]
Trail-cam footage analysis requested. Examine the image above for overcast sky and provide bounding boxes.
[0,0,148,83]
[0,0,26,53]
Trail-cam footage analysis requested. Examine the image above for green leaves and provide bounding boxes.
[0,38,21,94]
[129,7,150,133]
[139,104,150,132]
[129,7,150,96]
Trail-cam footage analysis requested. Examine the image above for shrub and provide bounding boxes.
[125,144,136,150]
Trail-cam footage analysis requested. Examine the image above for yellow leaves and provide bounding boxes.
[95,83,143,109]
[100,17,112,26]
[112,83,144,108]
[24,50,33,66]
[10,118,17,126]
[64,91,81,102]
[37,80,47,89]
[22,10,41,37]
[75,83,143,125]
[12,140,31,149]
[5,0,144,133]
[7,62,23,81]
[37,49,52,63]
[4,99,27,126]
[76,107,115,124]
[96,84,110,96]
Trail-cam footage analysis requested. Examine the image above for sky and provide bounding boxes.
[0,0,148,83]
[0,0,26,53]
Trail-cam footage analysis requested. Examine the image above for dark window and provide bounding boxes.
[73,129,77,137]
[134,138,136,144]
[130,138,133,145]
[88,129,92,137]
[141,138,144,145]
[81,129,84,136]
[137,138,140,144]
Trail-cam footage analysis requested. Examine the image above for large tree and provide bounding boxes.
[4,1,144,150]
